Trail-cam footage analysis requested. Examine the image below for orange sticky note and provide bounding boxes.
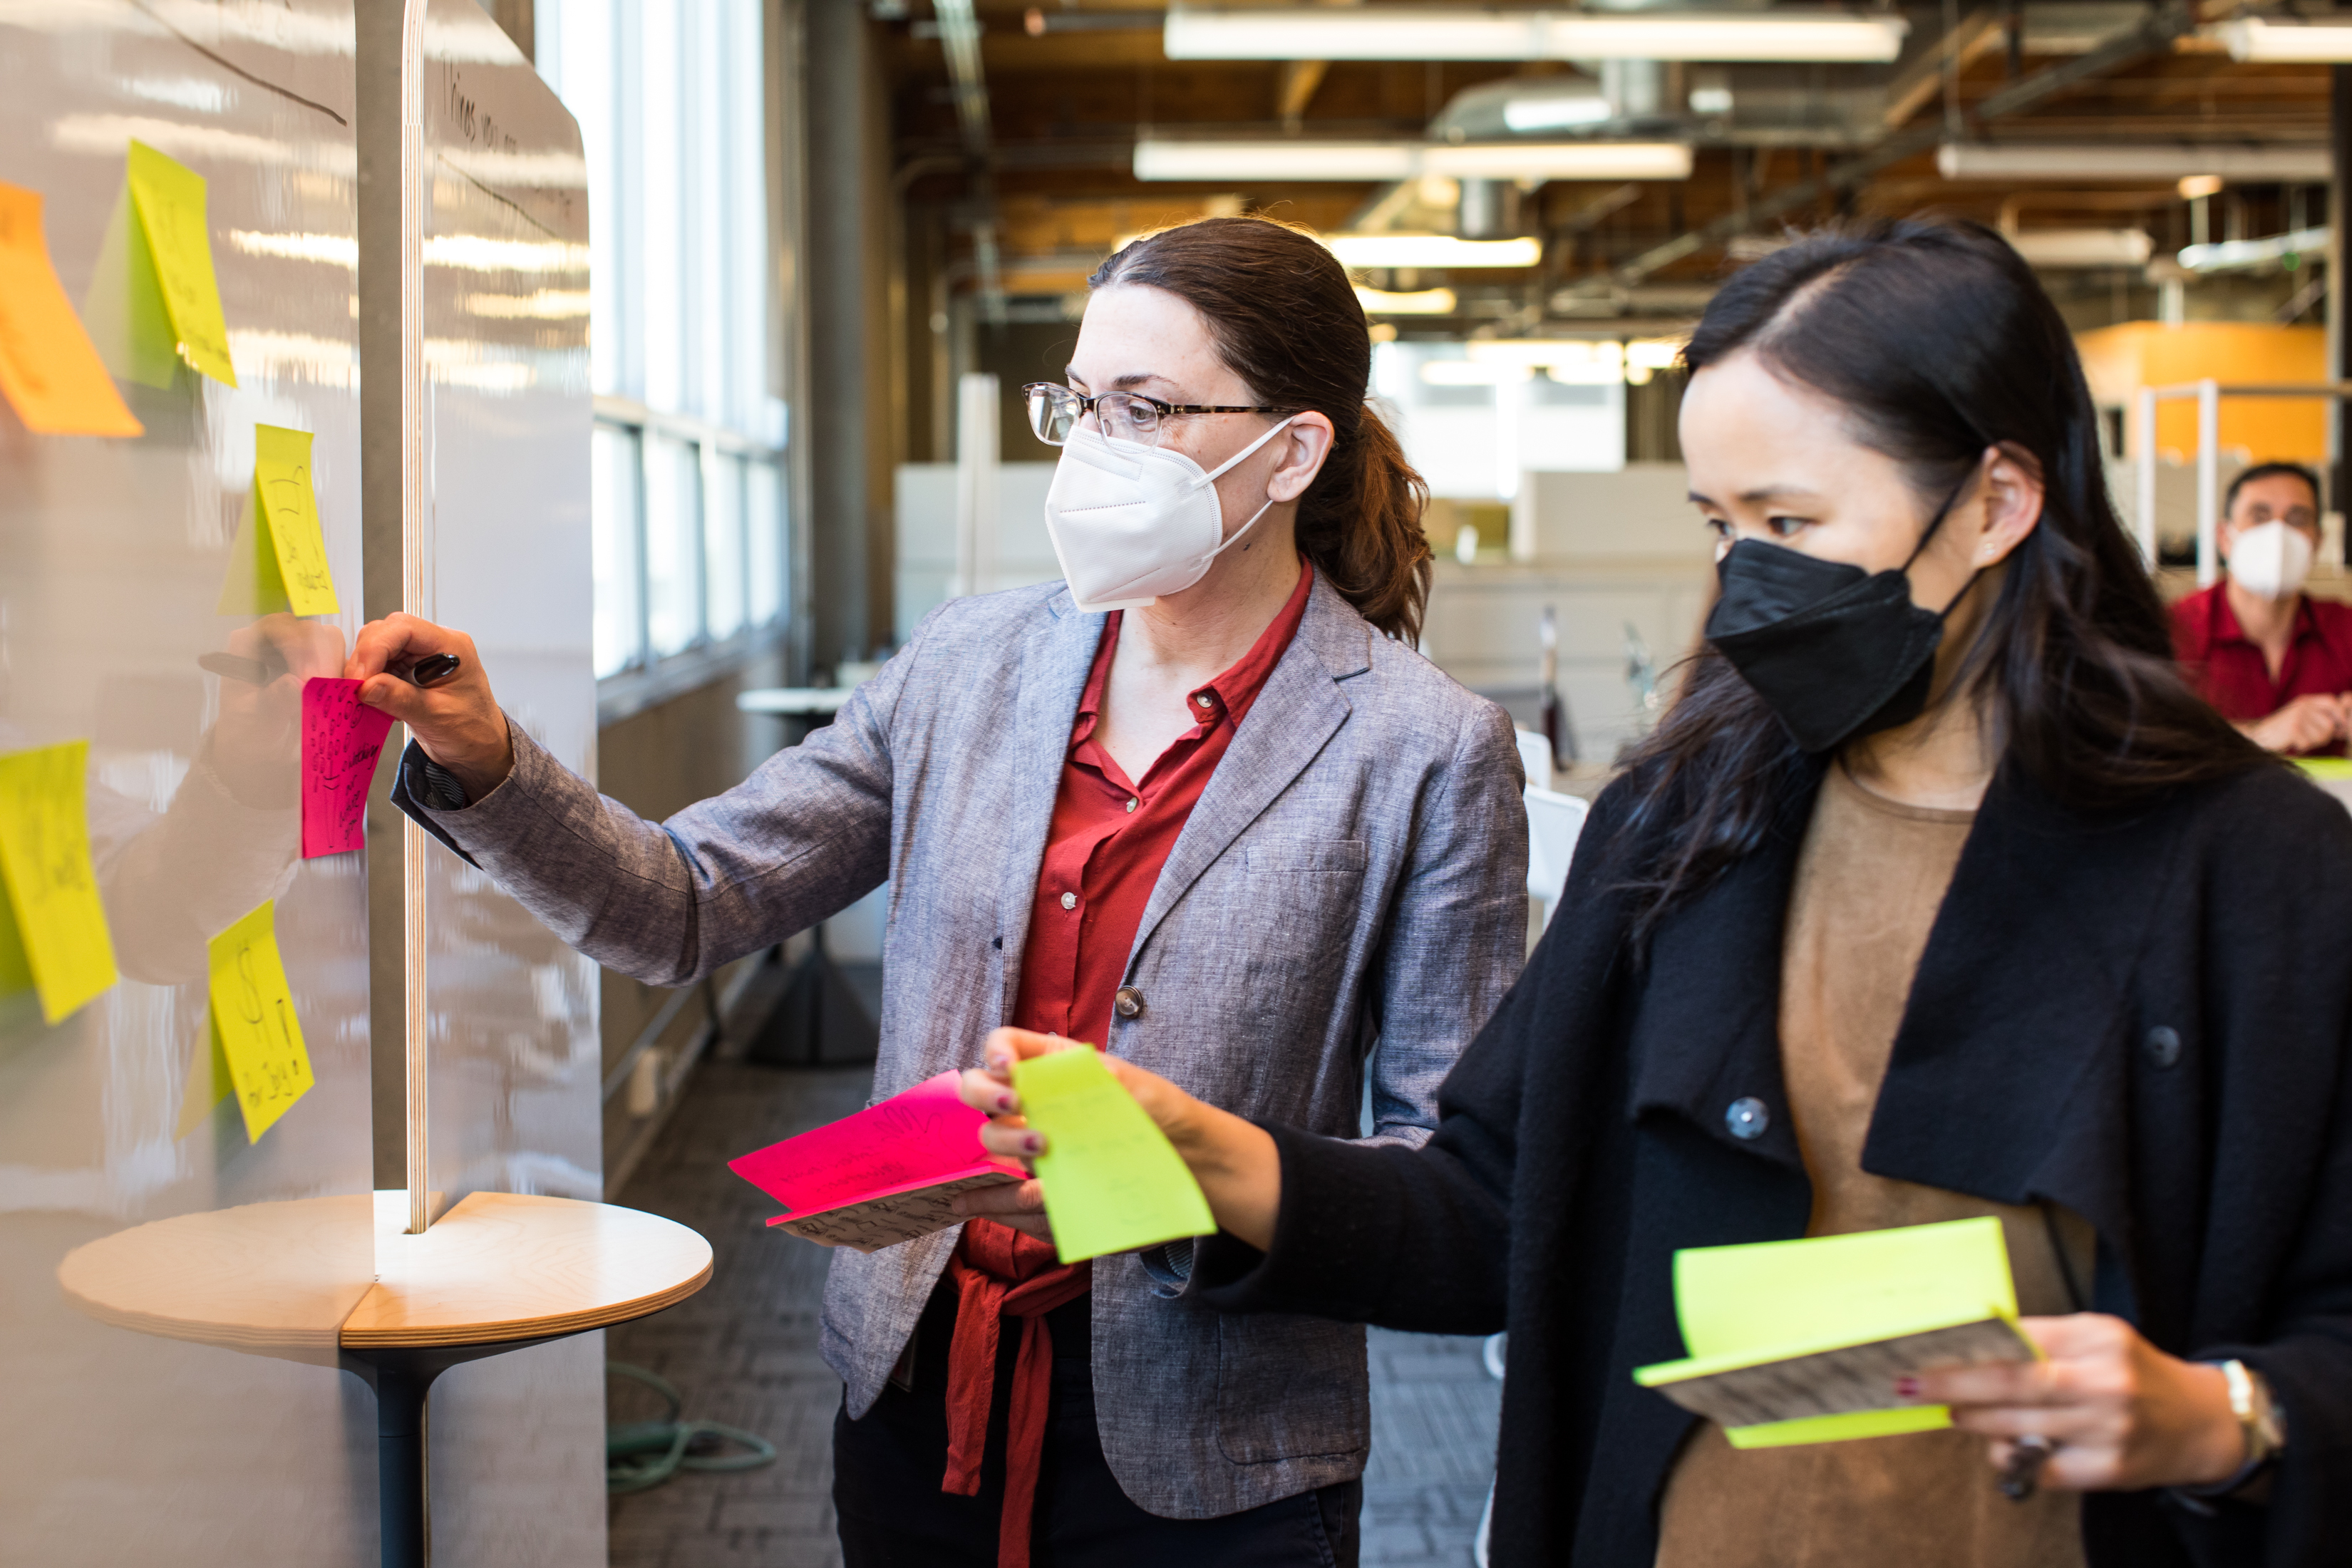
[0,183,142,436]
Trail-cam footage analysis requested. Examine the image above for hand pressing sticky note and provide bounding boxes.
[1012,1047,1214,1265]
[301,678,396,858]
[125,141,235,387]
[207,900,314,1143]
[222,425,339,616]
[0,741,120,1024]
[0,182,142,436]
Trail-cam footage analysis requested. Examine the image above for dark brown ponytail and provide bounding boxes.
[1088,217,1434,643]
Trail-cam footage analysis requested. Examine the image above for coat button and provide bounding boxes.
[2144,1026,2182,1069]
[1114,986,1145,1019]
[1726,1097,1770,1140]
[1059,891,1077,911]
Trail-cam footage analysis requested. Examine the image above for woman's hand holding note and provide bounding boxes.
[345,614,513,800]
[959,1028,1284,1252]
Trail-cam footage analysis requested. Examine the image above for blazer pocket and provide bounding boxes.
[1242,838,1368,876]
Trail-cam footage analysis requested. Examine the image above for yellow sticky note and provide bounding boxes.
[206,899,314,1142]
[0,741,120,1024]
[1012,1047,1215,1265]
[224,424,338,616]
[0,183,142,436]
[1635,1217,2023,1448]
[124,140,235,387]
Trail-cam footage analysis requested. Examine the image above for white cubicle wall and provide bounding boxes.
[0,5,376,1561]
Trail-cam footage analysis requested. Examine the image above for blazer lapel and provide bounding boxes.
[992,590,1107,1023]
[1125,574,1371,973]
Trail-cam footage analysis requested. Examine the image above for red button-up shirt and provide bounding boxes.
[1011,560,1314,1049]
[2171,582,2352,755]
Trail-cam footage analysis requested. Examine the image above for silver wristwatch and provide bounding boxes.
[2179,1358,2288,1502]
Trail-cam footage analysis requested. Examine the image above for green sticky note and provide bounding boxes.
[221,424,338,615]
[81,181,180,390]
[1634,1217,2023,1448]
[0,741,120,1024]
[2296,757,2352,781]
[124,140,236,387]
[1012,1047,1216,1265]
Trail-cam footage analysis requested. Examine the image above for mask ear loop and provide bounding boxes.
[1192,415,1301,563]
[1900,463,1991,619]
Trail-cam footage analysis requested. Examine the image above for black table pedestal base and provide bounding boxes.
[342,1335,572,1568]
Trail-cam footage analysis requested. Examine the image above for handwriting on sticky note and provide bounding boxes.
[728,1071,1026,1250]
[301,679,393,858]
[1633,1217,2026,1448]
[0,182,142,437]
[1012,1048,1214,1265]
[252,424,338,615]
[125,141,234,387]
[207,900,314,1142]
[0,741,120,1024]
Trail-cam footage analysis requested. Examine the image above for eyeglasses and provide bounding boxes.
[1023,383,1287,449]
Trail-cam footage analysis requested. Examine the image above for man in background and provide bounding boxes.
[2172,462,2352,755]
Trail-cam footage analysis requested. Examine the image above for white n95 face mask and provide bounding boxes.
[2228,520,2316,602]
[1042,416,1296,612]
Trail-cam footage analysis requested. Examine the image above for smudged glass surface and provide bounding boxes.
[0,3,373,1562]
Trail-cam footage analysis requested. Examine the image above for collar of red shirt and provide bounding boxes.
[1067,559,1314,750]
[2201,582,2319,651]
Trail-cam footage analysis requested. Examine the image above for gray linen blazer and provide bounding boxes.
[395,572,1527,1518]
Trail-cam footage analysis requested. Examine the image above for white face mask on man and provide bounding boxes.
[2228,520,2316,602]
[1041,416,1296,612]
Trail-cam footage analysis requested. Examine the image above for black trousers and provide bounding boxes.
[834,1281,1361,1568]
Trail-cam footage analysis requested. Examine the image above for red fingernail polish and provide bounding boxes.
[1894,1378,1920,1398]
[998,1093,1016,1111]
[1023,1134,1043,1153]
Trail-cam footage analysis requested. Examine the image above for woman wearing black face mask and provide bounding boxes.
[962,220,2352,1567]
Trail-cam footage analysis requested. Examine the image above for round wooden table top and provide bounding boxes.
[342,1190,713,1350]
[56,1190,712,1358]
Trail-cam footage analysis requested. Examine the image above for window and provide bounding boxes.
[539,0,788,682]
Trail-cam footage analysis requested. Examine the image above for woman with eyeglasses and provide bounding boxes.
[344,215,1527,1568]
[969,220,2352,1567]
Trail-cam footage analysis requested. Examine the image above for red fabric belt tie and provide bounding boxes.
[942,1219,1092,1568]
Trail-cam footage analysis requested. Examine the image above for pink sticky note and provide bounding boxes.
[728,1071,1021,1219]
[300,677,396,859]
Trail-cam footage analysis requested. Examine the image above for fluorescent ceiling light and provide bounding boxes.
[1625,338,1686,371]
[1937,143,2331,182]
[1332,234,1544,268]
[1502,96,1612,133]
[2002,228,2155,268]
[1465,339,1621,369]
[2212,19,2352,62]
[1164,6,1907,62]
[1356,285,1459,314]
[1133,139,1691,183]
[1422,360,1529,386]
[2179,226,2329,274]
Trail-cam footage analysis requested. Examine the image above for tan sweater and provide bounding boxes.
[1655,763,2091,1568]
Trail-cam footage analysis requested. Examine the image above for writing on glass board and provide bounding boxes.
[124,140,235,388]
[0,740,120,1024]
[301,679,395,858]
[206,900,315,1142]
[0,182,141,437]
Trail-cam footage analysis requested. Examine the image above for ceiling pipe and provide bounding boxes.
[931,0,1006,322]
[1559,0,2201,301]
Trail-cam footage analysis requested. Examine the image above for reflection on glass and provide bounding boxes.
[748,457,785,628]
[638,0,683,413]
[591,425,643,677]
[642,433,702,659]
[702,450,746,641]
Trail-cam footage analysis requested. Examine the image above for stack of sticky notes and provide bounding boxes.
[729,1071,1029,1252]
[1633,1216,2037,1447]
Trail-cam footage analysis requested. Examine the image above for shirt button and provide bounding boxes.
[1725,1097,1770,1140]
[2144,1026,2182,1069]
[1126,798,1138,813]
[1195,693,1212,708]
[1059,892,1077,911]
[1114,986,1145,1019]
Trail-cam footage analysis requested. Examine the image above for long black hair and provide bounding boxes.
[1617,217,2267,937]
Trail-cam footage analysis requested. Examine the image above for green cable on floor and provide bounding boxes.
[607,1361,778,1495]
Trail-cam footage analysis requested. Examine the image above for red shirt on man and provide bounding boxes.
[2171,580,2352,755]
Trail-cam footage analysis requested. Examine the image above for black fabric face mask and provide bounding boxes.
[1703,489,1978,755]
